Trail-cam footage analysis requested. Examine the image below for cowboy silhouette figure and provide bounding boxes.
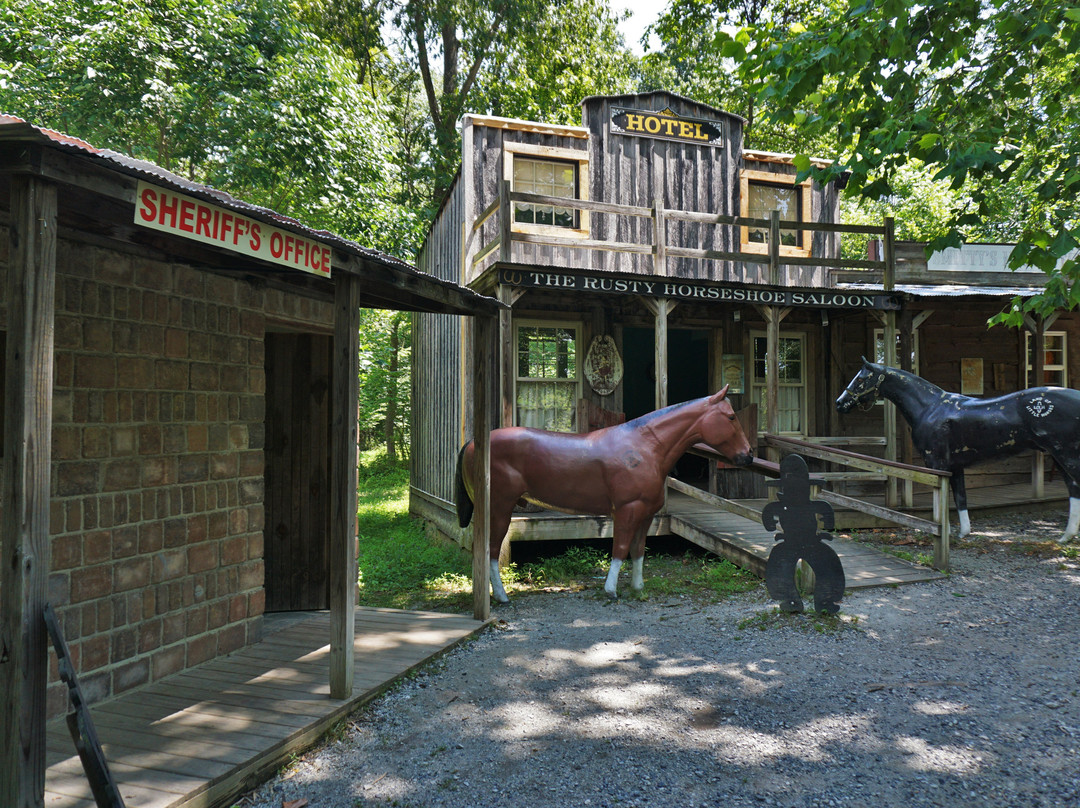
[762,454,845,614]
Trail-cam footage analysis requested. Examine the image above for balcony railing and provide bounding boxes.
[468,180,896,289]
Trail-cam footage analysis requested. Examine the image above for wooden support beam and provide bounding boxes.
[654,298,671,409]
[472,315,497,621]
[329,273,361,699]
[498,284,514,429]
[1,175,58,808]
[883,307,899,508]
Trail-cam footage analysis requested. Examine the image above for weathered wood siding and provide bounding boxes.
[584,92,742,279]
[471,126,590,272]
[412,180,467,504]
[834,302,1080,492]
[741,157,840,287]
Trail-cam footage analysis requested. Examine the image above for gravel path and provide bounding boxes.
[239,514,1080,808]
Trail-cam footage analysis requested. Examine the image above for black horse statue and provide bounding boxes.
[837,358,1080,543]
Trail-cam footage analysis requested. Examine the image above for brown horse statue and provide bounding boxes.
[455,386,754,602]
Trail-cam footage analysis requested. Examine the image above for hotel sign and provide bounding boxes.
[610,107,724,147]
[499,269,900,311]
[134,181,332,277]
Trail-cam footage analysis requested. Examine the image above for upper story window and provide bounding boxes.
[513,158,577,228]
[1025,331,1068,387]
[740,169,812,257]
[504,141,590,238]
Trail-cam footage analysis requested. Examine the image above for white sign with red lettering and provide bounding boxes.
[134,181,332,277]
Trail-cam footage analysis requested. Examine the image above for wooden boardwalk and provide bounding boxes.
[666,490,945,589]
[44,607,487,808]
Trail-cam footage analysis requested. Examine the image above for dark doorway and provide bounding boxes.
[263,332,332,611]
[621,327,710,481]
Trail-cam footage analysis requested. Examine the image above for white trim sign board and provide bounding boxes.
[134,181,332,277]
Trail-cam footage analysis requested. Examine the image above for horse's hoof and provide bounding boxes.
[604,588,619,600]
[1059,534,1077,545]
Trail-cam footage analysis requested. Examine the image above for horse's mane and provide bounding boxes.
[623,395,711,429]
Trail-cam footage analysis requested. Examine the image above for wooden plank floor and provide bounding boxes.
[666,490,946,590]
[44,607,487,808]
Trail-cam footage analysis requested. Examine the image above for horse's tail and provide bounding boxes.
[455,441,474,528]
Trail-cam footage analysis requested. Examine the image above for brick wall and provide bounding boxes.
[1,230,333,718]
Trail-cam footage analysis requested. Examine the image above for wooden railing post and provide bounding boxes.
[498,180,512,264]
[935,477,951,571]
[653,197,667,276]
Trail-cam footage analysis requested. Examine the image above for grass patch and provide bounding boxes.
[355,452,474,612]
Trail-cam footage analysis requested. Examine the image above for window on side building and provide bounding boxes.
[740,170,812,256]
[1025,331,1068,387]
[515,321,580,431]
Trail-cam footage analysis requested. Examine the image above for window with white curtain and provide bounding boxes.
[515,322,580,431]
[750,332,806,435]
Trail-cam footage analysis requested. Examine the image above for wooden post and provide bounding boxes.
[935,476,951,571]
[329,273,361,699]
[760,306,790,461]
[768,209,780,286]
[898,308,915,507]
[1,175,58,808]
[472,315,496,621]
[1026,315,1047,498]
[652,197,667,276]
[882,217,899,508]
[654,298,669,409]
[498,284,514,429]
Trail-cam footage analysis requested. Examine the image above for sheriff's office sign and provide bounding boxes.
[134,182,332,277]
[610,107,724,147]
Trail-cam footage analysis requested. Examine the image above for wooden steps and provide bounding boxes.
[665,489,946,589]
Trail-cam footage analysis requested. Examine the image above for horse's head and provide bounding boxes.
[699,384,754,466]
[836,357,886,413]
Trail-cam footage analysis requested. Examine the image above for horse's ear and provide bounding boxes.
[712,384,731,402]
[861,355,870,365]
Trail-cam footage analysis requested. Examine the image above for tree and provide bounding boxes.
[650,0,836,153]
[0,0,417,255]
[720,0,1080,324]
[396,0,640,203]
[358,310,412,459]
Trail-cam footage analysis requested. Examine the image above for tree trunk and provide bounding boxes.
[384,318,399,461]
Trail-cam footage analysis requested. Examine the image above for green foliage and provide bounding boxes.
[0,0,421,256]
[470,0,639,127]
[649,0,840,153]
[355,454,474,611]
[357,310,411,458]
[718,0,1080,324]
[396,0,642,201]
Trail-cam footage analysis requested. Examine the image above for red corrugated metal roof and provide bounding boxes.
[0,114,463,286]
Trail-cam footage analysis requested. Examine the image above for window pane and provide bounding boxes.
[748,182,800,245]
[513,157,577,229]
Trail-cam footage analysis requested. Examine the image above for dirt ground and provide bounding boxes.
[240,512,1080,808]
